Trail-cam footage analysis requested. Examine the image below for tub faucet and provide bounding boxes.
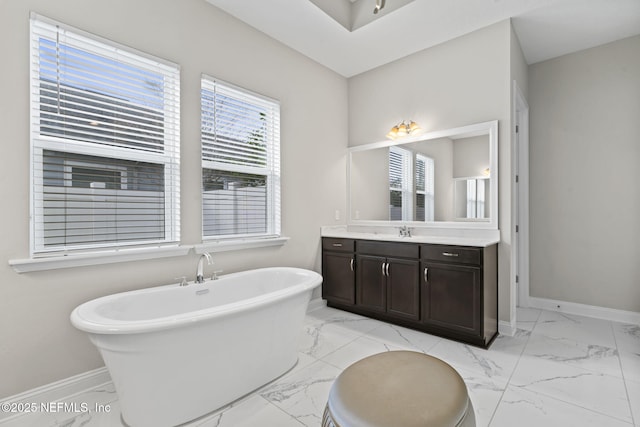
[196,252,213,284]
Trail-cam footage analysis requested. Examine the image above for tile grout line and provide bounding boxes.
[495,312,633,425]
[510,385,635,425]
[259,395,306,427]
[486,324,535,426]
[488,309,629,426]
[483,306,542,426]
[612,320,637,427]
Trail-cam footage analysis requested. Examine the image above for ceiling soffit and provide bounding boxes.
[308,0,416,31]
[205,0,640,77]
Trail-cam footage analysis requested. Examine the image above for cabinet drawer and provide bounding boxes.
[322,238,355,252]
[421,245,481,265]
[357,240,419,258]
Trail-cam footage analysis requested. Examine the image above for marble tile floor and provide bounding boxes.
[4,306,639,427]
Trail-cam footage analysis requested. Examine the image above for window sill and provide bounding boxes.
[194,236,289,254]
[9,245,192,273]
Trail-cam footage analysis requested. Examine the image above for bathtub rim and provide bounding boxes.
[70,267,321,335]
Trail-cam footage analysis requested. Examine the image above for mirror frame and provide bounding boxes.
[347,120,498,230]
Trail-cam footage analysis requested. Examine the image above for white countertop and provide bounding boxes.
[321,226,500,247]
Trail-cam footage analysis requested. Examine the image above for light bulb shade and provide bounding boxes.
[386,120,421,139]
[386,126,400,139]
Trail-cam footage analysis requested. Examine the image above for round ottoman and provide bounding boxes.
[322,351,475,427]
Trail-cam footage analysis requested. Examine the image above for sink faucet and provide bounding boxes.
[398,225,412,238]
[195,252,213,284]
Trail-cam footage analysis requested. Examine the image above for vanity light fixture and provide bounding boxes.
[386,120,421,140]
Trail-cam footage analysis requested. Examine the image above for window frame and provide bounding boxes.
[389,146,414,221]
[200,75,281,242]
[415,153,435,222]
[389,147,436,222]
[29,14,181,257]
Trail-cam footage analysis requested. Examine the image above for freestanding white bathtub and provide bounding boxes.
[70,267,322,427]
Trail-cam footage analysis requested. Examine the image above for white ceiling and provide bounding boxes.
[205,0,640,78]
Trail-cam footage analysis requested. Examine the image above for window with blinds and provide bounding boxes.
[30,15,180,255]
[200,76,280,239]
[389,147,434,222]
[416,154,435,221]
[389,146,413,221]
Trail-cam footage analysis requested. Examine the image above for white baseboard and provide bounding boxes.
[0,367,110,424]
[499,320,517,337]
[527,296,640,325]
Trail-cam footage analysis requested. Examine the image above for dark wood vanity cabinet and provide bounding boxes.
[321,238,356,305]
[355,254,387,313]
[386,258,420,321]
[356,241,420,320]
[321,237,498,348]
[421,262,480,335]
[419,243,498,347]
[421,245,481,336]
[420,244,498,346]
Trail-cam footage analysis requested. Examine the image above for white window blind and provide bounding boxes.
[200,76,280,239]
[30,15,180,255]
[416,154,434,221]
[389,146,413,221]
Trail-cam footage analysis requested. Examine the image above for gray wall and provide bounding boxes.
[0,0,348,398]
[453,135,490,178]
[510,24,529,101]
[350,148,389,220]
[528,35,640,312]
[348,20,516,324]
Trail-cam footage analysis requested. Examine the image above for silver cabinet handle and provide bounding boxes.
[332,243,343,247]
[350,258,354,272]
[424,267,428,283]
[385,262,390,277]
[381,262,386,276]
[442,252,459,257]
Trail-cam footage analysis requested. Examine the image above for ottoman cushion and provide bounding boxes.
[325,351,472,427]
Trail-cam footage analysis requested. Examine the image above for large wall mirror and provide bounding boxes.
[348,120,498,229]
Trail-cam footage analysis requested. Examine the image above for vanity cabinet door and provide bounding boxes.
[386,258,420,321]
[356,254,387,313]
[421,261,480,336]
[322,251,355,305]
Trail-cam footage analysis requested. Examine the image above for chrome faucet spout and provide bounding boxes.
[196,252,213,284]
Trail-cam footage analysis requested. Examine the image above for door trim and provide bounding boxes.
[512,80,530,315]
